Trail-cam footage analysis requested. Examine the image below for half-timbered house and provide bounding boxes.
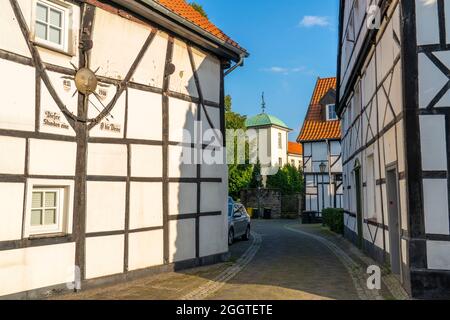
[338,0,450,298]
[0,0,247,298]
[297,77,343,217]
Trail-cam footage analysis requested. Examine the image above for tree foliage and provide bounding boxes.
[189,2,208,18]
[266,164,304,195]
[248,160,263,189]
[226,95,252,200]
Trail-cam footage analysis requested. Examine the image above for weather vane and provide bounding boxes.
[261,92,266,114]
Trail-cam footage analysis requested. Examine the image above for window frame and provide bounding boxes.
[31,0,71,53]
[30,187,63,234]
[278,132,283,149]
[24,179,74,238]
[326,104,338,121]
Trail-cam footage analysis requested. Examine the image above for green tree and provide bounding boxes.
[226,95,252,200]
[267,164,304,195]
[248,160,263,189]
[189,2,208,18]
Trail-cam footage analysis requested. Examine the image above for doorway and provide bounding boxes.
[354,166,363,249]
[386,167,401,275]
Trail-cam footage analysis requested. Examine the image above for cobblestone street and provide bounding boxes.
[56,220,407,300]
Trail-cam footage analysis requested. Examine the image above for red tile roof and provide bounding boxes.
[288,142,303,155]
[155,0,246,52]
[297,77,341,142]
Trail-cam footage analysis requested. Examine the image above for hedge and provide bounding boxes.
[322,208,344,235]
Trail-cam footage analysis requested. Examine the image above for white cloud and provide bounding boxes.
[261,66,310,76]
[299,16,331,28]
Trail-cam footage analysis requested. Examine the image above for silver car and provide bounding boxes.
[228,197,251,246]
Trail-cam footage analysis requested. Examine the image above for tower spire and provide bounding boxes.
[261,92,266,114]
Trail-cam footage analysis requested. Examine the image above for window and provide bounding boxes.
[326,104,338,121]
[29,187,65,235]
[291,160,295,166]
[278,132,283,149]
[34,0,69,51]
[279,158,283,167]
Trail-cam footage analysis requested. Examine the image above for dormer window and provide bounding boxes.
[326,104,338,121]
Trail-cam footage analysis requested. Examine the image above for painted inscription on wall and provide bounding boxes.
[100,121,121,133]
[43,111,69,130]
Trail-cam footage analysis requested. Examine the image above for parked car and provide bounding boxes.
[227,197,251,246]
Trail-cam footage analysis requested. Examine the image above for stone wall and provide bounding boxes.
[240,189,282,218]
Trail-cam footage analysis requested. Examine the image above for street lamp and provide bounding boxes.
[319,162,327,174]
[256,173,262,219]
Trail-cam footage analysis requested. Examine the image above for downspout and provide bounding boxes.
[224,53,245,76]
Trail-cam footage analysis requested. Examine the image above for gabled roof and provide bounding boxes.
[246,113,290,130]
[154,0,246,53]
[297,77,341,142]
[288,142,303,155]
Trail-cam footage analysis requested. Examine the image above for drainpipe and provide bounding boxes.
[224,53,246,76]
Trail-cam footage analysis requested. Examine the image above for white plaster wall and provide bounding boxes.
[131,145,162,178]
[0,183,24,241]
[28,139,76,176]
[169,219,196,263]
[201,182,225,213]
[169,183,196,215]
[0,136,26,174]
[427,241,450,270]
[127,89,162,141]
[86,182,126,233]
[168,145,197,178]
[419,115,448,171]
[132,31,168,88]
[270,127,288,166]
[415,0,440,46]
[0,59,35,132]
[39,71,77,136]
[87,143,127,177]
[89,88,126,139]
[201,105,221,141]
[168,98,197,143]
[90,8,150,80]
[128,230,164,271]
[85,235,124,279]
[418,52,450,108]
[170,39,198,98]
[0,243,75,296]
[382,127,397,166]
[129,182,163,230]
[0,0,31,57]
[423,179,450,235]
[288,154,302,168]
[196,51,221,104]
[199,216,227,258]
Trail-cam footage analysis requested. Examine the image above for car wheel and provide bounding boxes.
[242,225,251,241]
[228,228,234,246]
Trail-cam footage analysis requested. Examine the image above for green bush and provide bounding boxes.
[322,208,344,235]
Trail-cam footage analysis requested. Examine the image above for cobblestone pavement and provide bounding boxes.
[55,220,407,300]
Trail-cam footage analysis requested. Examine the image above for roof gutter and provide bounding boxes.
[109,0,249,63]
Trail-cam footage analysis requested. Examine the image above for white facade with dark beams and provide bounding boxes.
[337,0,450,299]
[0,0,248,298]
[298,77,343,217]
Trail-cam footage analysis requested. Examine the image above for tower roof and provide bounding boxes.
[245,113,290,130]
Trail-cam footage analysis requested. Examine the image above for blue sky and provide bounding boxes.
[194,0,339,140]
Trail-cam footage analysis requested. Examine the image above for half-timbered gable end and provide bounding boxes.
[0,0,247,298]
[337,0,450,299]
[297,77,343,217]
